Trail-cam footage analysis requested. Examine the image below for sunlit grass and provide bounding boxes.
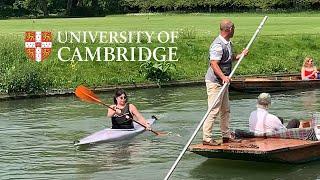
[1,13,320,93]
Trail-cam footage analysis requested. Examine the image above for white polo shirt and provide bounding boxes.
[249,108,286,133]
[209,35,232,61]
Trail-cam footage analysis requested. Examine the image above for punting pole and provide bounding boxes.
[164,16,268,180]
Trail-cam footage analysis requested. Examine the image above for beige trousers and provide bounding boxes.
[203,81,230,142]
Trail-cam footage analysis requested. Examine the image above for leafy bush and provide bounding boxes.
[139,61,176,83]
[3,63,51,94]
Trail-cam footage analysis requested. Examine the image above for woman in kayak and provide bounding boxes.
[301,57,318,80]
[107,88,151,130]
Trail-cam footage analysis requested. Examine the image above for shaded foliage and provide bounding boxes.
[1,0,320,18]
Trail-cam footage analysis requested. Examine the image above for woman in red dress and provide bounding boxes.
[301,57,318,80]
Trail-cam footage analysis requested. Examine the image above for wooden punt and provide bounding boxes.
[230,73,320,93]
[189,138,320,163]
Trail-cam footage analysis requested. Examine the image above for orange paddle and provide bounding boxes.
[75,85,165,136]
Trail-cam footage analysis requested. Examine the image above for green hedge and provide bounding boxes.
[1,0,320,18]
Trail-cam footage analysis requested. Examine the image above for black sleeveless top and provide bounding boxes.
[111,103,134,129]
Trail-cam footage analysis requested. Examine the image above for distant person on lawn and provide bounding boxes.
[203,19,248,146]
[301,57,318,80]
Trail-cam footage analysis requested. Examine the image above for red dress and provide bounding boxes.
[305,70,316,79]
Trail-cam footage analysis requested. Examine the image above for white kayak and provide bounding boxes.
[74,116,157,146]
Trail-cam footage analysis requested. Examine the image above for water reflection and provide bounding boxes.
[190,158,320,179]
[110,143,132,164]
[1,87,320,179]
[75,142,133,175]
[301,91,317,113]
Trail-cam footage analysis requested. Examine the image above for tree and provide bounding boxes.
[40,0,49,16]
[66,0,73,15]
[1,0,16,17]
[22,0,49,17]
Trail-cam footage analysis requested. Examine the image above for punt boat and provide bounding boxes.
[230,73,320,93]
[189,138,320,163]
[189,126,320,163]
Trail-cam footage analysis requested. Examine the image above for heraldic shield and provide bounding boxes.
[25,31,52,62]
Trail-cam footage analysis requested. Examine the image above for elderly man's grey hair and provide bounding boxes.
[220,19,234,31]
[257,93,271,109]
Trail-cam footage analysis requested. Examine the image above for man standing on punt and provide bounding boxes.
[203,19,248,146]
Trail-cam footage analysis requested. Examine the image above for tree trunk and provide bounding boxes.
[66,0,73,15]
[77,0,83,7]
[92,0,98,11]
[40,0,48,17]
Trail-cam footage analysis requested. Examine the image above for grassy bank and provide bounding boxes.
[1,13,320,94]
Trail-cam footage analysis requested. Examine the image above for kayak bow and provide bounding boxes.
[74,117,156,146]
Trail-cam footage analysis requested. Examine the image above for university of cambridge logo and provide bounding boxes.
[25,31,52,62]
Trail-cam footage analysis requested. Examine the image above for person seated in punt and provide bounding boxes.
[107,88,151,130]
[301,57,318,80]
[249,93,302,133]
[233,92,320,141]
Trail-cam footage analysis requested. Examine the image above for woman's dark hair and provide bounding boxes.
[113,88,128,104]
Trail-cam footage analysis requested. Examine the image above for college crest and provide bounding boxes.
[25,31,52,62]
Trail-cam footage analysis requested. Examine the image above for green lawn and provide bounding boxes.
[1,13,320,35]
[1,13,320,94]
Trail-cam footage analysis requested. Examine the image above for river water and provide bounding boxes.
[1,86,320,180]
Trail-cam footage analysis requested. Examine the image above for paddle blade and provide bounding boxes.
[75,85,103,105]
[154,131,168,136]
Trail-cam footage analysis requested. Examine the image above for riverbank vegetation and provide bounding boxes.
[1,14,320,94]
[1,0,320,18]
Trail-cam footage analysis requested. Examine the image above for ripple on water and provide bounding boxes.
[1,87,320,179]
